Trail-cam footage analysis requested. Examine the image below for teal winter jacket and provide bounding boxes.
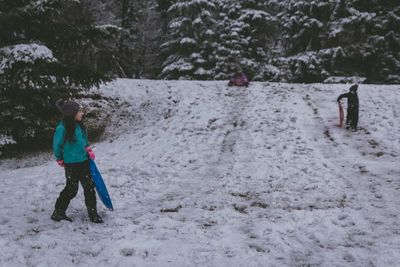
[53,121,89,164]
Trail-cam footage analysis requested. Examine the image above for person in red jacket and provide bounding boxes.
[228,67,249,87]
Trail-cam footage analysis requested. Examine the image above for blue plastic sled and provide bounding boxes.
[89,159,114,211]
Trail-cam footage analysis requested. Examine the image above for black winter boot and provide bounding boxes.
[88,208,103,223]
[51,210,72,222]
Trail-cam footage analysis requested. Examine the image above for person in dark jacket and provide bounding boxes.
[52,99,103,223]
[228,67,249,87]
[337,84,359,132]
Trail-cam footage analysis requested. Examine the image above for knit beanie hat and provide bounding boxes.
[56,99,81,116]
[350,84,358,92]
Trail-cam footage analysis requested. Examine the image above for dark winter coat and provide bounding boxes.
[337,90,359,130]
[337,91,359,111]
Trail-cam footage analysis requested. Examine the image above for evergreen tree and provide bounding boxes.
[79,0,123,76]
[119,0,163,78]
[0,0,112,149]
[266,0,400,83]
[159,0,217,80]
[214,0,250,80]
[214,0,276,81]
[333,0,350,19]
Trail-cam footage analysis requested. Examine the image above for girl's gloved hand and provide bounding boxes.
[85,146,95,160]
[56,159,65,167]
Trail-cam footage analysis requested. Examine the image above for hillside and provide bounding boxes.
[0,79,399,266]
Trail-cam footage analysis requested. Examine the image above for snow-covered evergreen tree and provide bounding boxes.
[267,0,400,83]
[214,0,250,80]
[0,0,112,149]
[159,0,217,80]
[126,0,163,78]
[213,0,277,81]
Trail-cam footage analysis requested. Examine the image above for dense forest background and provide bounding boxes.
[0,0,399,152]
[83,0,400,83]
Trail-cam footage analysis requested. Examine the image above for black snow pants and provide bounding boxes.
[54,160,96,213]
[346,105,359,130]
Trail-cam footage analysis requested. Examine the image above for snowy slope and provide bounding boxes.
[0,79,399,266]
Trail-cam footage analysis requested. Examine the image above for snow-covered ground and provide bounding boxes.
[0,79,399,266]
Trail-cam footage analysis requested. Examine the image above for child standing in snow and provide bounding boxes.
[337,84,359,132]
[228,67,249,87]
[51,100,103,223]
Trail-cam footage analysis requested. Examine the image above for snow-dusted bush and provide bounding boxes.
[268,47,345,83]
[323,76,367,84]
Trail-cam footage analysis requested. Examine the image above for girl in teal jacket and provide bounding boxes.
[51,100,103,223]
